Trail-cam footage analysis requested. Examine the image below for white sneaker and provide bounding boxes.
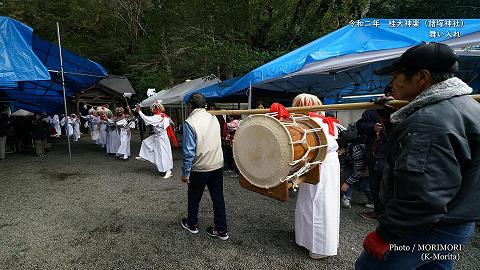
[341,197,351,209]
[365,203,374,209]
[135,156,145,161]
[163,169,172,179]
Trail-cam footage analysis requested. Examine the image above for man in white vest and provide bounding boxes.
[181,93,228,240]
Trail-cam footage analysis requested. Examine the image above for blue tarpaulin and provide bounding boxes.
[0,16,108,113]
[0,17,50,83]
[207,19,480,103]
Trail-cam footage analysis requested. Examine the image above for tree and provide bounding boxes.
[3,0,475,99]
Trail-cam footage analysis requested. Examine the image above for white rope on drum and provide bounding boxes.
[281,113,329,190]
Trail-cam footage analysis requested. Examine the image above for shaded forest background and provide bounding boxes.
[1,0,479,99]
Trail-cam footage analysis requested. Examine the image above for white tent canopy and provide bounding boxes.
[140,76,221,107]
[11,109,34,117]
[140,90,167,108]
[292,31,480,77]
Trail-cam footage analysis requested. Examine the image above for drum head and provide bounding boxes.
[233,115,293,189]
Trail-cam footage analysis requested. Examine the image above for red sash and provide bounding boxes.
[157,113,179,147]
[308,112,339,136]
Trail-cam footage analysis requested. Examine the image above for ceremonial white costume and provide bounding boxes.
[293,94,340,258]
[73,117,81,141]
[105,119,120,154]
[60,116,75,139]
[97,119,107,147]
[82,115,99,143]
[116,118,134,159]
[295,119,340,256]
[137,111,173,172]
[52,114,61,137]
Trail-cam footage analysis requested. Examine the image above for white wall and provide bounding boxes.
[332,109,366,126]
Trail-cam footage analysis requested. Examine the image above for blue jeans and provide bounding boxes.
[344,177,372,202]
[187,168,227,232]
[355,222,476,270]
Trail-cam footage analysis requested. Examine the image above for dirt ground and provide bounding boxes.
[0,132,478,269]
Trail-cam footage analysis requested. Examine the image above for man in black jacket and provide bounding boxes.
[356,85,394,219]
[355,42,480,270]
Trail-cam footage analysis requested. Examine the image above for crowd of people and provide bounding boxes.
[179,42,479,270]
[0,112,63,158]
[79,102,180,179]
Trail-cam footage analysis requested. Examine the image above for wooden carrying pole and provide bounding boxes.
[209,94,480,116]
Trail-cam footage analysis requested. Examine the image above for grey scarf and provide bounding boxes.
[390,77,473,123]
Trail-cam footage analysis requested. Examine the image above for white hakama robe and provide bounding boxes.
[116,118,134,159]
[60,117,74,138]
[53,114,61,137]
[83,115,99,143]
[97,120,107,148]
[295,118,340,256]
[138,111,173,172]
[105,119,120,154]
[73,118,81,141]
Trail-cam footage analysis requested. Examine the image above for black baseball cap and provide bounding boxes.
[374,42,459,76]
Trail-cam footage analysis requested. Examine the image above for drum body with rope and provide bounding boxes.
[233,114,328,201]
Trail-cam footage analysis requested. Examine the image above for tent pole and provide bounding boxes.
[181,101,185,123]
[248,82,252,109]
[57,22,72,164]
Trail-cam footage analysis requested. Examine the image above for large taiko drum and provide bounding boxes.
[233,114,328,190]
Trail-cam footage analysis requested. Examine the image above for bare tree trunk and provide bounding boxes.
[160,29,174,85]
[361,0,371,17]
[113,0,151,54]
[286,0,313,49]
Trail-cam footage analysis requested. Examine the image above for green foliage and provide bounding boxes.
[2,0,478,99]
[367,0,480,18]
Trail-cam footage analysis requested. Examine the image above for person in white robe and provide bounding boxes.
[135,101,173,178]
[105,109,120,154]
[52,114,61,137]
[115,107,135,160]
[97,107,108,148]
[71,114,81,141]
[82,108,99,144]
[60,115,75,140]
[292,93,340,259]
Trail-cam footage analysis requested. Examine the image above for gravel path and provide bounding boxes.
[0,133,478,269]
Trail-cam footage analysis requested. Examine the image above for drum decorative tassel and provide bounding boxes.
[233,113,328,201]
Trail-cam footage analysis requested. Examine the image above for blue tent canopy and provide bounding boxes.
[216,19,480,102]
[0,17,50,83]
[0,16,108,113]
